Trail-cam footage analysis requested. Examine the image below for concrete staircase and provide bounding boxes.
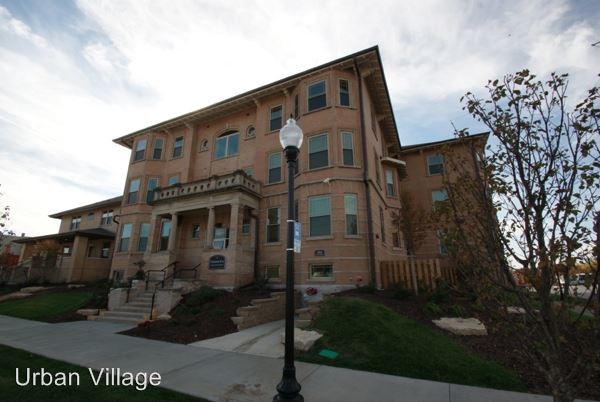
[99,291,155,324]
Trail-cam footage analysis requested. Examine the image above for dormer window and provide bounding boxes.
[215,131,239,159]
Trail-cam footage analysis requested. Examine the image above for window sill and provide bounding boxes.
[169,156,184,161]
[344,235,362,239]
[306,165,331,173]
[264,181,284,187]
[264,242,282,246]
[336,105,356,110]
[266,129,281,135]
[339,165,361,169]
[306,236,333,241]
[308,277,335,282]
[130,158,146,165]
[304,105,332,116]
[213,153,240,162]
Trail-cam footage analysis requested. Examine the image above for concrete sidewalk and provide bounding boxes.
[0,315,594,402]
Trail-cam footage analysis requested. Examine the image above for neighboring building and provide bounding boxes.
[0,234,25,267]
[13,197,121,283]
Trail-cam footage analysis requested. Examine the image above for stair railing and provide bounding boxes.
[148,262,200,320]
[145,261,177,291]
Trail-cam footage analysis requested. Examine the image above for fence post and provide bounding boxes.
[410,257,418,295]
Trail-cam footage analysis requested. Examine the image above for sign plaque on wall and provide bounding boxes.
[209,255,225,269]
[314,249,325,257]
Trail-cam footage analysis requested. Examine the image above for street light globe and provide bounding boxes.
[279,118,303,150]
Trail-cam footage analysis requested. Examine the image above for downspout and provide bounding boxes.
[251,211,260,281]
[354,58,378,287]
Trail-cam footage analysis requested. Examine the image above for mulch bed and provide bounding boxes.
[337,289,600,400]
[121,288,271,344]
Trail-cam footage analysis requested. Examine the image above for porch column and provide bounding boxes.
[206,206,215,248]
[147,214,159,254]
[167,213,179,252]
[228,203,239,249]
[249,209,257,248]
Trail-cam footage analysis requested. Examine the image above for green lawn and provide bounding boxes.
[0,291,93,320]
[298,297,526,392]
[0,345,208,401]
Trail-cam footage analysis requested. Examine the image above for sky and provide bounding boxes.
[0,0,598,237]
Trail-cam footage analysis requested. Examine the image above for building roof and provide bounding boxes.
[113,45,401,153]
[49,196,122,219]
[400,132,489,153]
[13,228,116,244]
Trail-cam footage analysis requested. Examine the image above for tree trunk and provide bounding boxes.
[548,368,575,402]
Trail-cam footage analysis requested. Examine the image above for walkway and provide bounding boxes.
[0,315,594,402]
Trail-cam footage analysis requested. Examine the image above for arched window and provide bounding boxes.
[200,138,209,152]
[246,125,256,139]
[215,131,239,159]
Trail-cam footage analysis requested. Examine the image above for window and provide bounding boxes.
[138,223,150,251]
[269,105,283,131]
[379,207,386,243]
[200,139,209,152]
[267,153,282,184]
[134,139,147,161]
[264,265,280,280]
[146,178,159,203]
[427,154,444,175]
[159,220,171,251]
[308,80,326,111]
[63,246,72,256]
[191,224,200,239]
[341,132,354,166]
[266,207,280,243]
[385,170,396,196]
[101,210,113,225]
[172,136,184,158]
[308,134,328,170]
[152,138,164,159]
[294,94,299,119]
[339,79,350,106]
[127,179,140,204]
[213,227,229,249]
[69,216,81,230]
[119,223,132,252]
[246,126,256,139]
[432,189,449,210]
[243,167,253,177]
[168,176,179,186]
[215,132,239,159]
[87,212,95,221]
[101,241,110,258]
[374,148,381,186]
[309,196,331,237]
[393,232,401,248]
[344,194,358,236]
[87,246,94,258]
[310,264,333,280]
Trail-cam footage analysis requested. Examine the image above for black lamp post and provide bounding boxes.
[274,117,304,402]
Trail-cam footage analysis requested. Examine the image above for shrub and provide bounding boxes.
[428,278,452,305]
[185,286,223,307]
[424,301,443,315]
[448,304,467,317]
[357,283,377,294]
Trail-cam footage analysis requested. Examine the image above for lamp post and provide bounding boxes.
[274,117,304,402]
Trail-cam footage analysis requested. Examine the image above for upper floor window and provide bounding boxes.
[344,194,358,236]
[69,216,81,230]
[168,176,179,186]
[427,154,444,175]
[309,195,331,237]
[267,153,282,184]
[215,131,239,159]
[138,223,150,252]
[87,212,94,221]
[339,79,350,107]
[308,134,328,170]
[119,223,132,252]
[308,80,326,111]
[100,210,113,225]
[172,136,184,158]
[134,139,147,161]
[432,189,449,210]
[159,220,171,251]
[152,138,164,159]
[200,138,209,152]
[341,132,354,166]
[127,178,140,204]
[146,178,159,203]
[385,170,396,196]
[269,105,283,131]
[266,207,280,243]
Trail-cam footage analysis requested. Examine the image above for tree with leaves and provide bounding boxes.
[439,71,599,402]
[0,184,15,241]
[391,191,431,256]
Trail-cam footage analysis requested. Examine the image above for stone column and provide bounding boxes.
[249,209,257,248]
[228,203,239,250]
[167,213,179,252]
[206,206,215,248]
[147,214,159,255]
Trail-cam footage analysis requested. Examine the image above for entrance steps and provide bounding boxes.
[99,291,155,324]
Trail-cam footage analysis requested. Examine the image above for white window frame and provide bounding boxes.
[339,79,350,107]
[308,133,329,170]
[427,154,444,175]
[269,105,283,132]
[344,194,358,236]
[172,136,184,158]
[214,131,240,159]
[134,138,147,161]
[307,79,327,112]
[309,195,331,237]
[310,263,334,281]
[267,152,282,184]
[266,207,280,243]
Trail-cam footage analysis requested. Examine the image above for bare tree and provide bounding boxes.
[0,184,15,240]
[439,71,599,402]
[391,191,430,256]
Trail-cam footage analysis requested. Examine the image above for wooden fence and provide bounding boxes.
[380,259,457,293]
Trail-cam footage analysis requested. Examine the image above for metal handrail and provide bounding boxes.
[148,262,201,320]
[145,261,177,290]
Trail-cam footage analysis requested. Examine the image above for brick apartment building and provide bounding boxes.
[13,46,486,290]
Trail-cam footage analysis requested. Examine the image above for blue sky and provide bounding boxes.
[0,0,598,236]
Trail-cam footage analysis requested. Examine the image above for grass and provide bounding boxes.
[0,344,208,401]
[0,291,93,320]
[298,297,526,392]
